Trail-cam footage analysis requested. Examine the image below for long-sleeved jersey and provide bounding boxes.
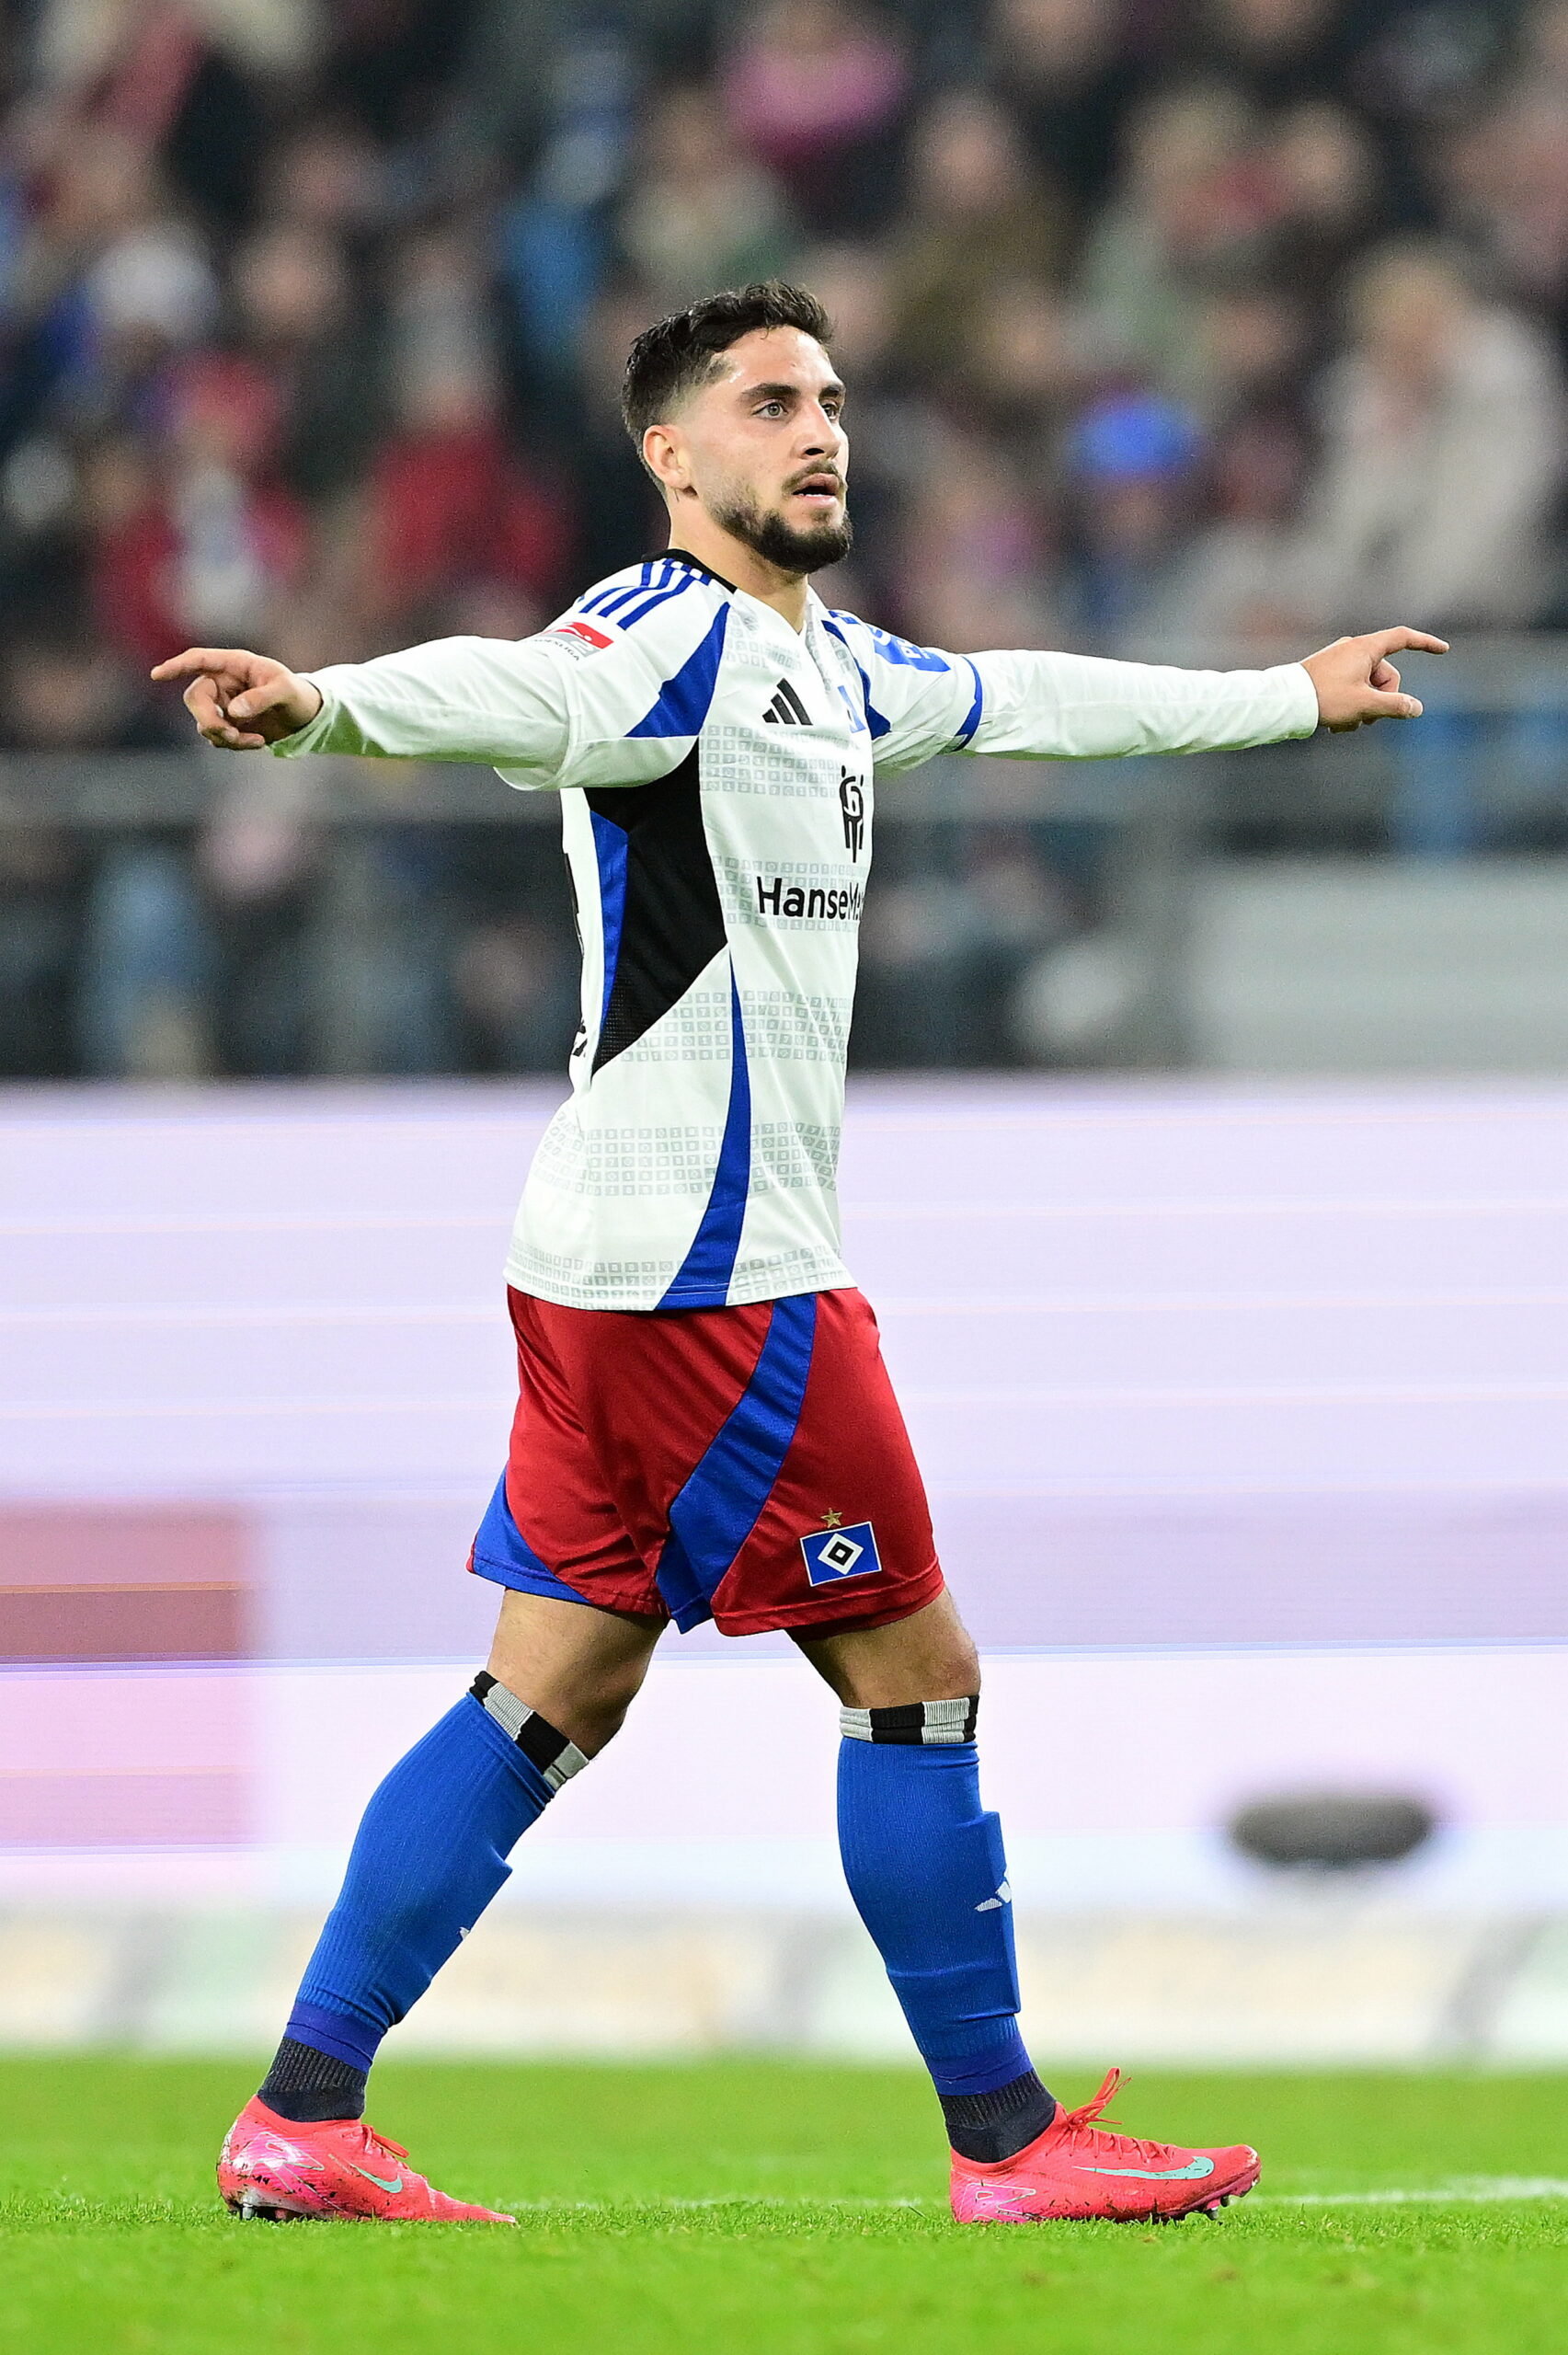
[276,549,1319,1310]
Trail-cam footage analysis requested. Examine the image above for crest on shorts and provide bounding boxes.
[800,1520,881,1585]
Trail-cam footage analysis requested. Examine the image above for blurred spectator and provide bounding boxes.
[0,815,81,1076]
[957,274,1090,453]
[1061,387,1205,642]
[795,241,897,386]
[0,137,215,459]
[75,835,216,1077]
[494,15,641,398]
[1190,0,1354,109]
[1291,239,1568,628]
[1444,92,1568,343]
[723,0,911,231]
[0,621,173,752]
[888,90,1070,383]
[1265,99,1381,300]
[0,622,175,1076]
[453,910,578,1070]
[1138,409,1305,645]
[898,426,1059,650]
[233,224,383,505]
[1439,6,1568,344]
[258,120,389,240]
[570,280,665,585]
[1181,281,1309,423]
[619,85,797,311]
[350,351,573,643]
[1079,85,1274,380]
[89,352,309,666]
[985,0,1146,223]
[320,0,475,144]
[0,622,218,1080]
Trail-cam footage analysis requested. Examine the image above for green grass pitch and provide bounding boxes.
[2,2059,1564,2354]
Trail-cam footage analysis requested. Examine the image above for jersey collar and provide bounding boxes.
[658,547,739,592]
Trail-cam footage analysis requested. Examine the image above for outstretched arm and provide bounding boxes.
[961,626,1448,763]
[151,636,573,772]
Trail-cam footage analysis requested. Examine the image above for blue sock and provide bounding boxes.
[837,1701,1056,2161]
[258,1678,585,2120]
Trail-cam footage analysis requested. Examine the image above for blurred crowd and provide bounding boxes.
[3,0,1568,1078]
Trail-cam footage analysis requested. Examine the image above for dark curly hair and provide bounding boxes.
[621,282,834,469]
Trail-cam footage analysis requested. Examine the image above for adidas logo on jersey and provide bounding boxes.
[763,679,811,725]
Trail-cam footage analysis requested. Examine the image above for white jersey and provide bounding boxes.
[277,550,1318,1309]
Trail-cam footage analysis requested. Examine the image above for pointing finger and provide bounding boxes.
[150,648,257,682]
[1367,627,1449,659]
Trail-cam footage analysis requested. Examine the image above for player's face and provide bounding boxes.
[669,327,853,573]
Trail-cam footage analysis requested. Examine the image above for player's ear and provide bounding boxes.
[643,421,691,500]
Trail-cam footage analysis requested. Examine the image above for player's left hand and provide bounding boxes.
[1301,627,1449,731]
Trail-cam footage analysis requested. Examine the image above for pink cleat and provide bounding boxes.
[950,2069,1260,2224]
[217,2097,515,2223]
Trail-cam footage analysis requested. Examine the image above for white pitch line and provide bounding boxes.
[1256,2179,1568,2207]
[508,2181,1568,2216]
[506,2196,936,2213]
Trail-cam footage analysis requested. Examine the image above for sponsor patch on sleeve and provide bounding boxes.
[546,617,615,658]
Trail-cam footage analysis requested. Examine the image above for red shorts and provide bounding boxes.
[467,1286,944,1638]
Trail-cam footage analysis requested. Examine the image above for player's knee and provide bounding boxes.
[577,1672,642,1753]
[473,1661,643,1763]
[552,1654,652,1756]
[949,1626,981,1696]
[910,1603,980,1702]
[924,1638,981,1707]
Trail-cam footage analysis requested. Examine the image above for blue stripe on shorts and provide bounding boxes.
[655,1293,818,1630]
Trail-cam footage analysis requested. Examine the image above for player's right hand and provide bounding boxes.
[1300,626,1449,732]
[150,647,325,750]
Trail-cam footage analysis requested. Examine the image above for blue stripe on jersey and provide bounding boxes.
[820,616,890,741]
[658,969,750,1309]
[615,572,695,629]
[952,659,984,748]
[468,1471,595,1606]
[627,603,730,738]
[654,1292,818,1631]
[594,569,662,619]
[589,809,628,1029]
[578,562,656,616]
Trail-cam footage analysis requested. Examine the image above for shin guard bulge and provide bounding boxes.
[258,1678,585,2120]
[837,1699,1055,2159]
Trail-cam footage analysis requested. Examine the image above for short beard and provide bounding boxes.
[712,488,853,575]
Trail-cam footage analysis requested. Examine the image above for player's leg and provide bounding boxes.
[797,1596,1259,2223]
[259,1590,660,2121]
[793,1593,1056,2161]
[219,1591,662,2222]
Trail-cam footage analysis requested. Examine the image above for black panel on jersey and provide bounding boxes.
[589,750,727,1071]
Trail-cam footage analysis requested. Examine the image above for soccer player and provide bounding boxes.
[155,282,1444,2227]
